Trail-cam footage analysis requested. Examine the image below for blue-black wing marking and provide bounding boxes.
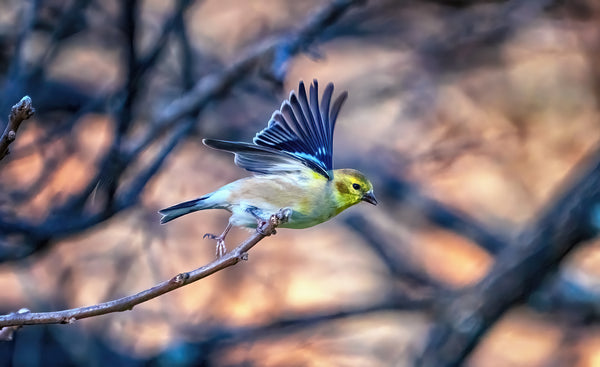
[253,80,348,178]
[202,139,330,178]
[322,84,335,149]
[309,82,327,162]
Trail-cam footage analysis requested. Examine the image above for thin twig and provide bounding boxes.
[0,308,30,341]
[154,0,366,127]
[0,96,35,161]
[0,210,289,328]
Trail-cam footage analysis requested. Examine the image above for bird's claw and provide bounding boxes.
[204,233,227,257]
[257,226,276,236]
[215,239,226,258]
[256,208,291,236]
[276,208,292,223]
[270,208,292,228]
[256,221,270,236]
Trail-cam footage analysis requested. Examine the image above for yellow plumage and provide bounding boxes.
[159,80,377,256]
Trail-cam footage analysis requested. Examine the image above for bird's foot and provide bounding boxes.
[256,223,274,236]
[277,208,293,223]
[203,233,227,258]
[256,208,292,236]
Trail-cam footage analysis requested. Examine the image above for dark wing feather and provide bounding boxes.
[253,80,348,179]
[202,139,330,178]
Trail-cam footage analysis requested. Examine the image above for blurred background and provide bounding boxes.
[1,0,600,366]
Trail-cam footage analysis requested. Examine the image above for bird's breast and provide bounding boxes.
[224,173,337,229]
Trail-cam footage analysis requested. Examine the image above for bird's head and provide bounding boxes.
[331,169,377,213]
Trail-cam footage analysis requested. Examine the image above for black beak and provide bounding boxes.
[362,191,378,205]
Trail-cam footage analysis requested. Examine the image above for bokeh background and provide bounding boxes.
[1,0,600,366]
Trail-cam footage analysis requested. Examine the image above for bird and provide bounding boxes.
[159,80,377,257]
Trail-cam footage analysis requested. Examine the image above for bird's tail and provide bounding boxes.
[159,195,212,224]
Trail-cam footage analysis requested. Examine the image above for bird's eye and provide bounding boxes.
[352,183,361,190]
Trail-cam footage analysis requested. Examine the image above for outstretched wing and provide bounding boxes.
[253,80,347,178]
[202,139,329,178]
[204,80,348,180]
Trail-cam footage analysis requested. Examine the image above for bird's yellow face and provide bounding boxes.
[331,169,377,213]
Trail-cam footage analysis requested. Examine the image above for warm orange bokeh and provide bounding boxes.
[2,0,600,366]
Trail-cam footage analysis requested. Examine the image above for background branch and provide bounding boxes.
[417,145,600,366]
[0,96,35,161]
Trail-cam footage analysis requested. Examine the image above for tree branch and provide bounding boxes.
[155,0,366,127]
[0,210,289,328]
[416,144,600,366]
[0,96,35,161]
[345,213,447,289]
[367,153,510,255]
[180,294,434,349]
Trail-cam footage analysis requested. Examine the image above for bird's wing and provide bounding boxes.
[203,80,348,180]
[202,139,330,178]
[252,80,348,179]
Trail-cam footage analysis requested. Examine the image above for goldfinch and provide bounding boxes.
[159,80,377,256]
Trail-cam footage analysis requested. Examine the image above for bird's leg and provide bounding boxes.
[203,222,232,257]
[246,206,272,235]
[263,208,292,235]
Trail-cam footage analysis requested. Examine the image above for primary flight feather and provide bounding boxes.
[159,80,377,256]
